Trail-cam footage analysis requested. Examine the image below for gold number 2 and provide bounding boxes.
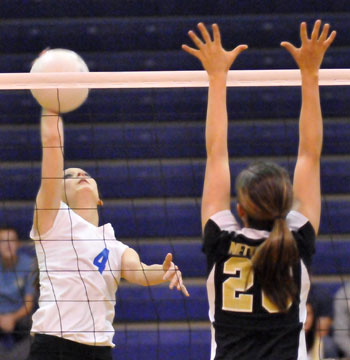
[223,257,254,312]
[222,257,289,313]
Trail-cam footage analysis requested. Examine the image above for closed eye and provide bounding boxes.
[63,172,91,179]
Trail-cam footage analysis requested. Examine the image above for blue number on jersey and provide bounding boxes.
[93,248,110,274]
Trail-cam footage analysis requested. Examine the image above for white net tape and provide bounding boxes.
[1,69,350,89]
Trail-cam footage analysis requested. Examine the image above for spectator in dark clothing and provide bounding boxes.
[0,228,36,360]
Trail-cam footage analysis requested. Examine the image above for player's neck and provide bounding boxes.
[70,198,99,227]
[76,208,99,227]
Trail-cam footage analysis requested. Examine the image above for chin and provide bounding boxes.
[76,187,98,201]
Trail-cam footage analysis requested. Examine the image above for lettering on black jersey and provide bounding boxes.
[228,242,257,258]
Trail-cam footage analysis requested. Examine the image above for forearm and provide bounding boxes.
[122,249,188,295]
[13,295,34,323]
[206,74,229,158]
[41,110,63,146]
[40,110,64,180]
[201,73,232,226]
[127,263,166,286]
[298,72,323,158]
[34,111,65,233]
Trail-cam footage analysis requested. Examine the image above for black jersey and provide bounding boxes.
[203,210,315,360]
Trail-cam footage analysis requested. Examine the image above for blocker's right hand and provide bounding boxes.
[182,22,248,76]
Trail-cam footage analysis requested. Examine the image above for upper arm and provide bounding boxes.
[121,248,144,284]
[33,112,64,236]
[293,154,321,235]
[201,155,231,233]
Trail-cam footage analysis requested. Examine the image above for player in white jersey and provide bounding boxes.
[27,105,189,360]
[182,21,335,359]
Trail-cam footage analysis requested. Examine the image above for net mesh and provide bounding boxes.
[1,3,350,359]
[0,80,349,359]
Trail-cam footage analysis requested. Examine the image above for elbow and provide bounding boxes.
[298,138,322,160]
[131,274,149,287]
[298,148,321,163]
[206,146,228,160]
[122,262,148,286]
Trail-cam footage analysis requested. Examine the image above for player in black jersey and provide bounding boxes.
[182,21,336,360]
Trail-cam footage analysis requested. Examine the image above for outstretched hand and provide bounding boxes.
[182,23,248,77]
[281,20,336,75]
[162,253,189,297]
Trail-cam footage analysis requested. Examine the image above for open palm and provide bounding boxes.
[182,23,248,76]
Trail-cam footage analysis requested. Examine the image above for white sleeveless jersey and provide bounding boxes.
[30,202,128,347]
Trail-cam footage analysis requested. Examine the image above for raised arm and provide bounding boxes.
[182,23,247,232]
[281,20,336,234]
[33,109,64,236]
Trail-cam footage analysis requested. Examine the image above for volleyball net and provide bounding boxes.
[1,70,350,360]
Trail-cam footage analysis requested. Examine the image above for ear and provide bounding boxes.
[237,203,249,227]
[236,203,245,219]
[98,199,104,207]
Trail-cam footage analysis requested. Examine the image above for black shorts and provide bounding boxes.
[27,334,113,360]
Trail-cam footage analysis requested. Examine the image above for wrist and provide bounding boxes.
[162,266,167,281]
[42,108,59,116]
[300,70,319,81]
[208,72,228,83]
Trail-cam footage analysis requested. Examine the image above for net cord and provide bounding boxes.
[1,69,350,89]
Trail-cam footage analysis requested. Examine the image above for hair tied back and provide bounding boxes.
[274,215,286,221]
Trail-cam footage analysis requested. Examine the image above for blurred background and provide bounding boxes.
[1,1,350,359]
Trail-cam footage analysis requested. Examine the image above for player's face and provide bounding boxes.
[62,168,100,205]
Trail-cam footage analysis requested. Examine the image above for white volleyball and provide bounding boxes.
[30,49,89,113]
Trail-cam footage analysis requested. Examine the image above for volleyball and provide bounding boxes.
[30,49,89,113]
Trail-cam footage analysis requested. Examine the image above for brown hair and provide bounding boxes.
[235,162,299,311]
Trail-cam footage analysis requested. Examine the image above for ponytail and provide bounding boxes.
[252,217,299,312]
[236,162,298,312]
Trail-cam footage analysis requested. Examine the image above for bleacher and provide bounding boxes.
[1,2,350,359]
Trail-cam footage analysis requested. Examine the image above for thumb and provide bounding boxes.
[280,41,296,56]
[230,44,248,59]
[235,44,249,54]
[163,253,173,271]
